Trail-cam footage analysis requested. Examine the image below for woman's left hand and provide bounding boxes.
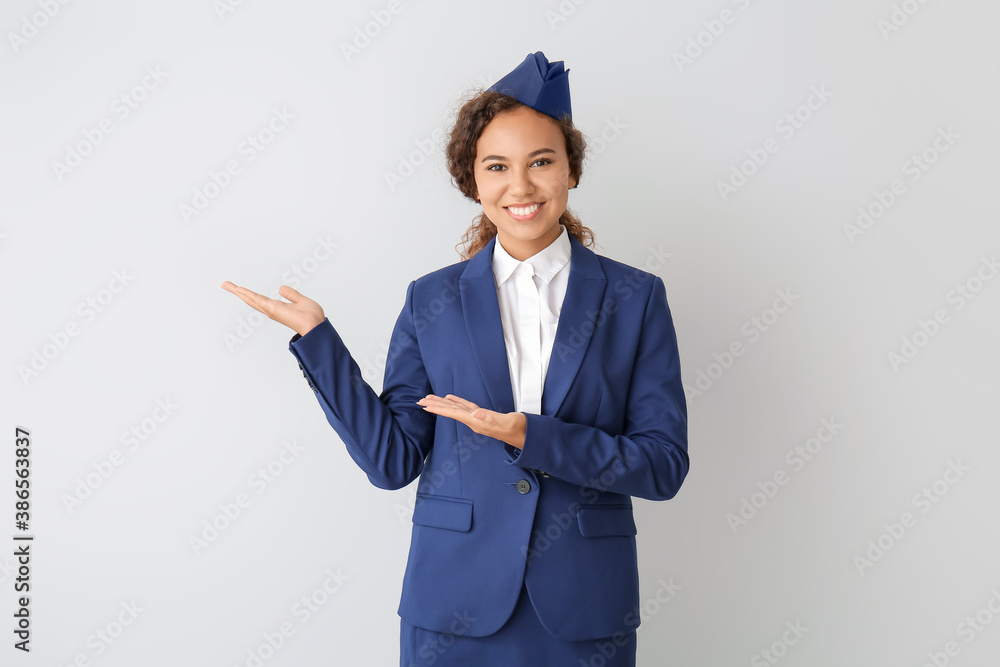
[416,394,527,450]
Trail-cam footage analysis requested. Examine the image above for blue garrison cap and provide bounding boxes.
[487,52,572,122]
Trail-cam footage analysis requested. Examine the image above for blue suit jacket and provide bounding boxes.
[288,233,688,641]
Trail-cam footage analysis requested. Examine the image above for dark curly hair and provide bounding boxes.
[445,91,595,260]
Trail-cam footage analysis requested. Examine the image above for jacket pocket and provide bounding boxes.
[577,505,637,538]
[412,493,473,532]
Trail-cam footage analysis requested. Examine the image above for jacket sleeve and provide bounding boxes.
[509,275,689,501]
[288,280,435,490]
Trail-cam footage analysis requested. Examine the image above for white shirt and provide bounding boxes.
[491,224,572,415]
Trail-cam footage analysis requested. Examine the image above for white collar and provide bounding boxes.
[492,224,571,287]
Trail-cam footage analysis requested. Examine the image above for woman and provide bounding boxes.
[221,52,689,666]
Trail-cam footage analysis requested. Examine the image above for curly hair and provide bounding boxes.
[445,91,595,260]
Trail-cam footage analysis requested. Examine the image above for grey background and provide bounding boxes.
[2,0,999,665]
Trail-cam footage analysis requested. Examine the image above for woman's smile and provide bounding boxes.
[506,202,543,220]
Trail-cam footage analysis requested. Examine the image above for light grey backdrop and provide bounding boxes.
[2,1,999,665]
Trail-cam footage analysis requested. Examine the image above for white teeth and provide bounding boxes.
[508,203,540,216]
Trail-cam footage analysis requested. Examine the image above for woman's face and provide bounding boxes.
[473,105,577,261]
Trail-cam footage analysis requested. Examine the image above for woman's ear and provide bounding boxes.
[569,174,579,189]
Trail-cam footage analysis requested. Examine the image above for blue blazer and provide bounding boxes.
[288,232,688,641]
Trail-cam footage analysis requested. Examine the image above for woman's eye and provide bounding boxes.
[486,159,550,172]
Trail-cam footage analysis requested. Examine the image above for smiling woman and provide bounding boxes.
[220,51,689,667]
[446,84,592,262]
[471,105,576,260]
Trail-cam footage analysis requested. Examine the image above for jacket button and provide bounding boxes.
[516,479,531,494]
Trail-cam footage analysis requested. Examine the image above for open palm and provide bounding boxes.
[220,281,325,337]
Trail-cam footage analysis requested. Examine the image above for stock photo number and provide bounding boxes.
[13,426,33,652]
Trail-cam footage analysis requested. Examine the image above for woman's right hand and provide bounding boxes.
[220,281,326,338]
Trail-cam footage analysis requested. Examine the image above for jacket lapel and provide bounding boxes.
[459,232,608,417]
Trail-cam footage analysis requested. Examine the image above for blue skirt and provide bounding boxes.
[399,581,636,666]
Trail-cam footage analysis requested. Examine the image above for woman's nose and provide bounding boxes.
[508,167,534,196]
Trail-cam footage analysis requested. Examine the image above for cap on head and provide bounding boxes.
[487,51,572,122]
